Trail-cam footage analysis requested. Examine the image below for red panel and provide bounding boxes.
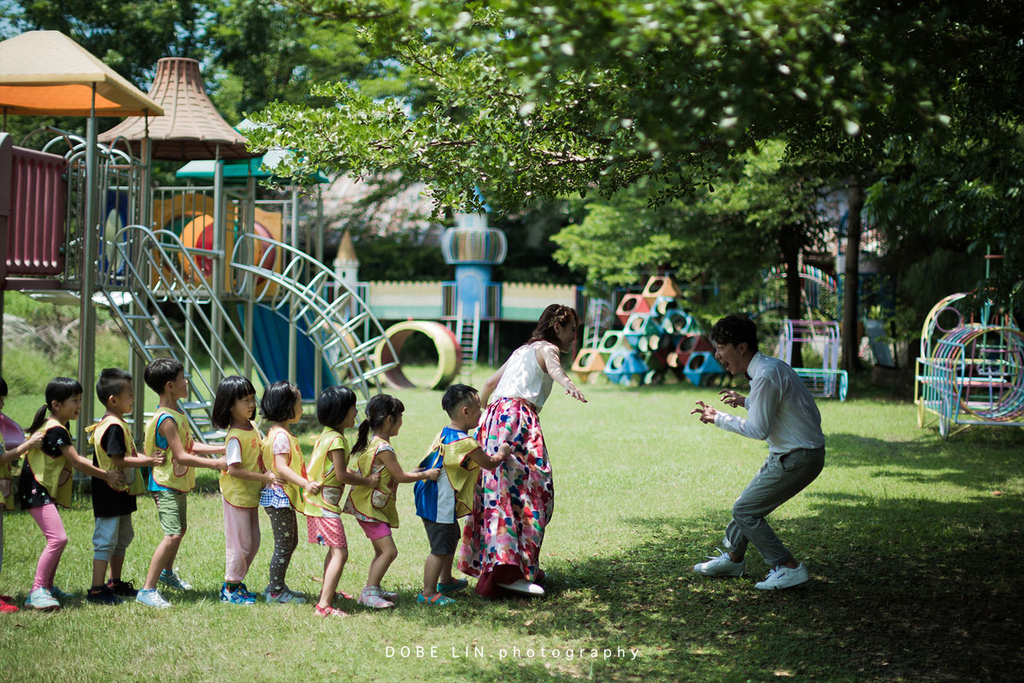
[7,146,66,276]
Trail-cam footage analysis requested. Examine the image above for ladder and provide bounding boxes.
[99,226,270,441]
[455,301,480,381]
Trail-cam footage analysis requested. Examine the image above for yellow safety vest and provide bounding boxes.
[25,417,74,508]
[304,427,347,517]
[346,436,399,527]
[145,406,196,493]
[86,413,146,496]
[262,426,306,514]
[218,422,265,509]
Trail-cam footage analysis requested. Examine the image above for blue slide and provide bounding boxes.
[239,303,338,398]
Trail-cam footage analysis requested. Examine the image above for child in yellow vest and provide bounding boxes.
[137,358,226,609]
[305,386,380,617]
[212,376,276,606]
[343,394,440,609]
[414,384,509,605]
[0,377,44,613]
[84,368,164,606]
[259,381,319,604]
[20,377,124,611]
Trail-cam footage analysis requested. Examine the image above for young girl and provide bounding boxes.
[259,381,319,604]
[19,377,123,610]
[343,394,440,609]
[1,377,44,613]
[213,376,276,606]
[304,386,380,617]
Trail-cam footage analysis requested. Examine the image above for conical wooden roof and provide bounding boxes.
[98,57,251,160]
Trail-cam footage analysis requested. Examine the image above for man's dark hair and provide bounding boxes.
[144,357,184,394]
[441,384,478,417]
[97,368,132,406]
[710,315,759,352]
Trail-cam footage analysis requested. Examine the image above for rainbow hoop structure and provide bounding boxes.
[915,293,1024,438]
[777,319,848,401]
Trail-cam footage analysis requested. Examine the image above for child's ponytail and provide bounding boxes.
[27,404,50,435]
[352,419,372,455]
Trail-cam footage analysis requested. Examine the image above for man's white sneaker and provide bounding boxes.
[497,579,545,596]
[755,563,809,590]
[693,551,746,577]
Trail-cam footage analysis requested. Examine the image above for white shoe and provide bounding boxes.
[497,579,545,596]
[755,563,809,590]
[25,587,60,611]
[693,551,745,577]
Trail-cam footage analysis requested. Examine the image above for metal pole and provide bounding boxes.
[211,155,225,389]
[244,174,256,384]
[77,86,99,449]
[288,186,298,387]
[131,135,153,445]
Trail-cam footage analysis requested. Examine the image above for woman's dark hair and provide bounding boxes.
[212,376,257,429]
[316,385,357,429]
[29,376,84,434]
[352,394,404,455]
[260,381,301,423]
[710,315,759,352]
[528,304,579,348]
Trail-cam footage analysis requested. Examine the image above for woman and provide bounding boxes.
[457,304,587,597]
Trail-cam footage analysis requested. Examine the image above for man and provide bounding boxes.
[691,315,826,590]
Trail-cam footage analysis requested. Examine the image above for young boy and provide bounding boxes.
[85,368,164,605]
[414,384,508,605]
[137,358,226,608]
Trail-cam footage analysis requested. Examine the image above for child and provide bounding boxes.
[343,394,440,609]
[0,378,44,613]
[19,377,124,611]
[137,358,226,609]
[305,386,380,617]
[84,368,164,605]
[259,381,319,605]
[414,384,509,605]
[212,376,276,606]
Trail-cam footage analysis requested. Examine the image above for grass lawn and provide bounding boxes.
[0,378,1021,682]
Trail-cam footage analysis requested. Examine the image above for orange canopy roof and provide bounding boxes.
[0,30,162,117]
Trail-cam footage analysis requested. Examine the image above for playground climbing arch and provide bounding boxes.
[375,321,462,390]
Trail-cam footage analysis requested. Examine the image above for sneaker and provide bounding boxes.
[437,578,468,595]
[25,587,60,611]
[237,583,257,600]
[136,588,172,609]
[497,579,545,596]
[220,583,256,605]
[0,597,19,613]
[106,579,138,597]
[159,569,192,591]
[693,551,746,577]
[376,585,398,601]
[357,586,394,609]
[86,586,123,605]
[264,586,306,604]
[417,592,455,606]
[314,603,349,617]
[49,586,76,600]
[755,563,809,590]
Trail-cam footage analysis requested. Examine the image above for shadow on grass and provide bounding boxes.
[428,491,1022,682]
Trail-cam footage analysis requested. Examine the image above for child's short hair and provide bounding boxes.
[0,376,7,397]
[316,385,357,428]
[97,368,133,407]
[144,357,184,394]
[710,315,759,352]
[260,381,301,423]
[441,384,478,417]
[211,376,257,429]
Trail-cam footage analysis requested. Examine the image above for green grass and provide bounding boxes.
[1,376,1022,681]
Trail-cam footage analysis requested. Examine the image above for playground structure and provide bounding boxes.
[915,292,1024,438]
[571,275,725,387]
[776,319,848,401]
[1,37,398,447]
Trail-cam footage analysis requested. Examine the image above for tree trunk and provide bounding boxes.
[782,224,804,367]
[842,177,864,373]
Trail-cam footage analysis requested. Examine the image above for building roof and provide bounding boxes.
[0,30,163,117]
[98,57,250,160]
[334,228,359,265]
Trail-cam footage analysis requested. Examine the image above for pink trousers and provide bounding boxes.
[29,504,67,591]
